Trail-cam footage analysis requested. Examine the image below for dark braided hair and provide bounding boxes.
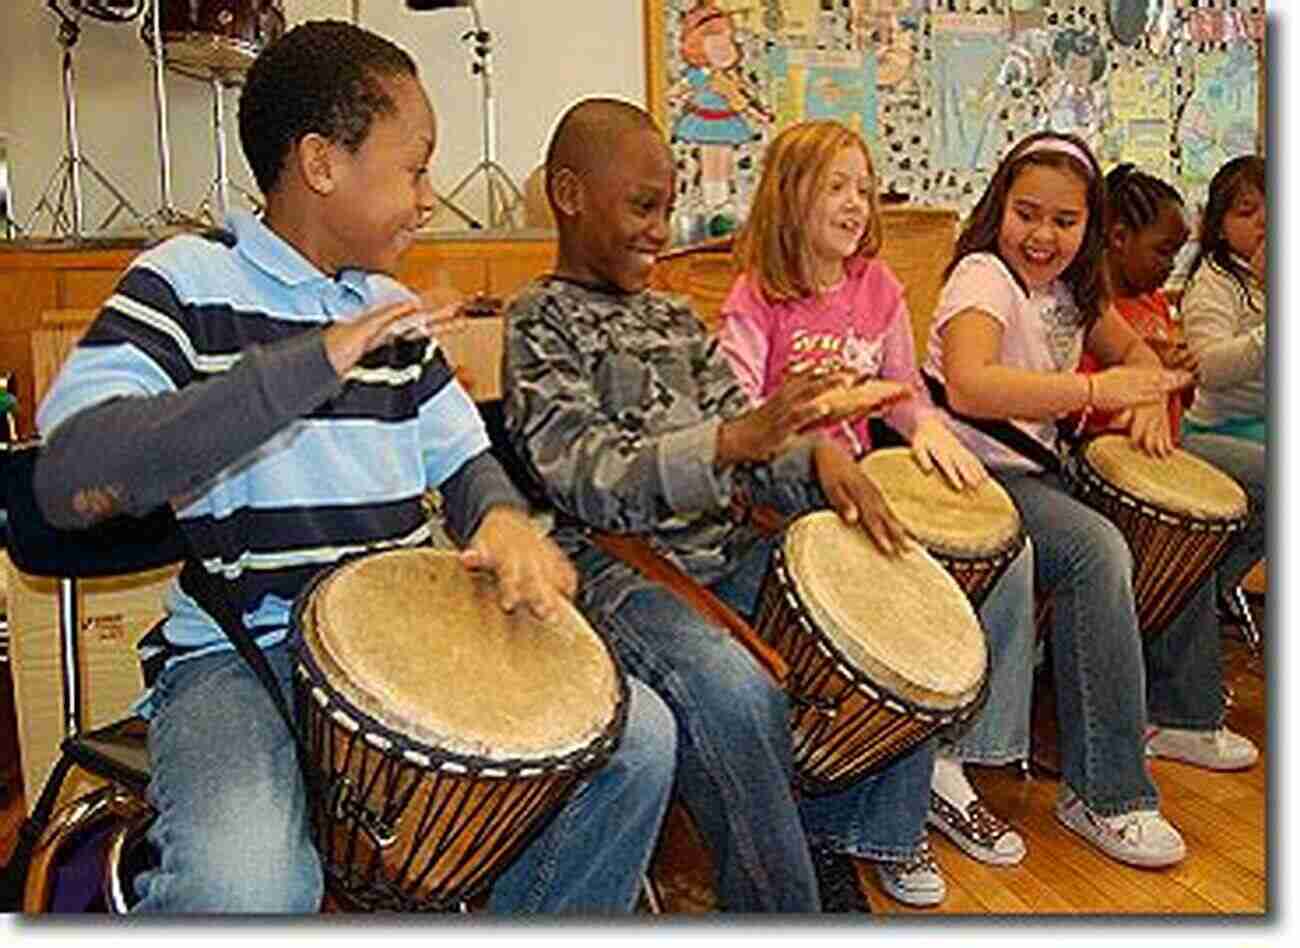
[1105,162,1183,233]
[1186,154,1266,313]
[238,20,418,196]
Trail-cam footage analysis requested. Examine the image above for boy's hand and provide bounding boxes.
[460,507,578,623]
[322,288,468,376]
[716,370,850,465]
[813,439,910,557]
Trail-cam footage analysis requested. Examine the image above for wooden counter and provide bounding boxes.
[0,206,960,434]
[0,230,557,434]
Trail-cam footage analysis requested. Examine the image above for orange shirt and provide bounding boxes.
[1078,290,1189,439]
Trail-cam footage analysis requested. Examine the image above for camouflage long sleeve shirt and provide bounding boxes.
[502,275,822,626]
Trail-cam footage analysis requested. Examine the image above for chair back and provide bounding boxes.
[0,445,188,579]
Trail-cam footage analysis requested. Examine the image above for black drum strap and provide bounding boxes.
[177,558,311,787]
[921,371,1064,477]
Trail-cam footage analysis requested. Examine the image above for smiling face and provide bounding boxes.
[321,74,437,275]
[1110,199,1189,298]
[805,144,874,288]
[560,126,676,293]
[997,162,1089,290]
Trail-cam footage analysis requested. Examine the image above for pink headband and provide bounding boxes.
[1017,137,1095,177]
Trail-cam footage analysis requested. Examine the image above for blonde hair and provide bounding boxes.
[734,120,883,302]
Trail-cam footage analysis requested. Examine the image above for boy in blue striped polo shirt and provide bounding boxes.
[33,21,674,914]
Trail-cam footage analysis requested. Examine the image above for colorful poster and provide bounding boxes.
[1110,63,1174,179]
[1178,46,1259,189]
[929,15,1008,171]
[649,0,1265,241]
[789,48,878,148]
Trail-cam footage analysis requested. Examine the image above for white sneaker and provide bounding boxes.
[1146,726,1259,771]
[1054,786,1185,868]
[874,840,946,907]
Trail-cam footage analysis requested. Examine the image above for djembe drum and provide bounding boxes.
[1068,434,1249,636]
[859,447,1025,607]
[293,548,627,912]
[752,511,988,794]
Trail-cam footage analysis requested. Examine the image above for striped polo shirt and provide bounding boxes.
[37,210,489,708]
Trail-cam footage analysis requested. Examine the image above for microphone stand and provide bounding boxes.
[435,1,522,231]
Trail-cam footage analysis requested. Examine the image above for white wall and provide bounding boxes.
[0,0,645,235]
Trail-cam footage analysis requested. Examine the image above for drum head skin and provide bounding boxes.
[300,549,619,762]
[1084,434,1248,521]
[783,512,986,711]
[860,447,1021,557]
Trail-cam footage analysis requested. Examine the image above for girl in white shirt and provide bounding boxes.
[922,131,1258,870]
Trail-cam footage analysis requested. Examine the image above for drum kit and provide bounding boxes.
[12,0,523,241]
[20,1,286,241]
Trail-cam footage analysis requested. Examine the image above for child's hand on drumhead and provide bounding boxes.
[461,506,578,622]
[909,415,987,491]
[1124,402,1175,458]
[812,440,910,557]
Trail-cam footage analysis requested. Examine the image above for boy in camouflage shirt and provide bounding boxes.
[502,97,946,911]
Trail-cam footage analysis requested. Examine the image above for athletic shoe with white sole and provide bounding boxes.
[1054,786,1186,868]
[1145,725,1259,771]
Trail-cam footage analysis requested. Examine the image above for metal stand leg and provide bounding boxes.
[24,14,150,240]
[431,2,523,231]
[140,0,205,232]
[191,77,260,226]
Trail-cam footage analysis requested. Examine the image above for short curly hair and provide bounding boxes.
[238,20,418,195]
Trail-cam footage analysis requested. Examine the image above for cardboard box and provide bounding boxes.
[3,551,177,813]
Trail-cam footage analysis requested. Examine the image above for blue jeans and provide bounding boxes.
[135,641,675,913]
[606,533,933,912]
[1179,432,1267,594]
[998,472,1224,817]
[943,541,1036,766]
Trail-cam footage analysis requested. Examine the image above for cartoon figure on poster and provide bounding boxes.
[668,2,773,217]
[1045,27,1108,143]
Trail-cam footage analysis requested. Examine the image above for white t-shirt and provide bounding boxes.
[922,252,1086,473]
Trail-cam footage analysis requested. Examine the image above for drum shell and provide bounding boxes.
[752,541,987,794]
[160,0,285,47]
[859,448,1025,608]
[1067,443,1247,637]
[291,556,629,912]
[151,1,286,78]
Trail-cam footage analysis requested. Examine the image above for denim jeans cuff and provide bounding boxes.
[805,831,924,863]
[1066,781,1161,819]
[1147,713,1225,731]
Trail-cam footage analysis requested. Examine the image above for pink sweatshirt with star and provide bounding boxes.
[718,256,933,457]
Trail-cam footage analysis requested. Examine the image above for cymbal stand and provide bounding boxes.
[25,2,151,239]
[437,1,523,230]
[141,0,204,231]
[191,74,260,226]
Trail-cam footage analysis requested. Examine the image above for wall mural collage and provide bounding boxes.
[645,0,1266,249]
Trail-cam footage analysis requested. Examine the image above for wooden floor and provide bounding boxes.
[0,606,1267,917]
[648,608,1269,917]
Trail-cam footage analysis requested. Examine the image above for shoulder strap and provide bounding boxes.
[177,558,309,782]
[921,371,1062,477]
